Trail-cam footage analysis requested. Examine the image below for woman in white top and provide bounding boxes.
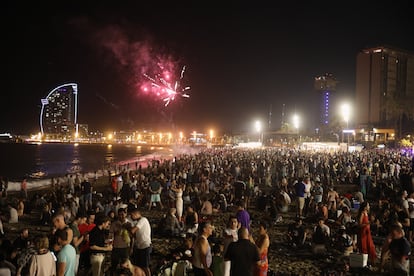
[171,180,185,221]
[29,235,56,276]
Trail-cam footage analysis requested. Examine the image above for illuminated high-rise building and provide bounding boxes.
[355,46,414,133]
[40,83,78,138]
[314,73,338,127]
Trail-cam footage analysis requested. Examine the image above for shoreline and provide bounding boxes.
[5,151,173,194]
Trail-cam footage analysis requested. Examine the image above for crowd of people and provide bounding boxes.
[0,146,413,275]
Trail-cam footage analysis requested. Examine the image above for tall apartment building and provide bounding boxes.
[314,73,338,128]
[40,83,78,138]
[355,46,414,135]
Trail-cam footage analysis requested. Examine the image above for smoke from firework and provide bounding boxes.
[93,25,190,106]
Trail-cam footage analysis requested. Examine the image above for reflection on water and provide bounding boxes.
[0,143,160,180]
[68,144,82,174]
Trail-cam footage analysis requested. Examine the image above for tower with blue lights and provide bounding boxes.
[314,73,337,127]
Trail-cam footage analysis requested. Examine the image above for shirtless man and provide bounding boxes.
[192,222,214,276]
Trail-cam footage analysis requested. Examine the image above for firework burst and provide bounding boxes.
[142,65,190,106]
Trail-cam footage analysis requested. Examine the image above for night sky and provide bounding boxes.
[2,2,413,135]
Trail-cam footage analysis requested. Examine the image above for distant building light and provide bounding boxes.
[373,49,382,53]
[343,129,355,134]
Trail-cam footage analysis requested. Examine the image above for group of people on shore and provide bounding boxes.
[0,146,414,275]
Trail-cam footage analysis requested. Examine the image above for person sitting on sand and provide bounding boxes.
[200,196,213,216]
[116,258,145,276]
[312,217,330,255]
[183,205,199,234]
[164,208,183,237]
[287,217,306,248]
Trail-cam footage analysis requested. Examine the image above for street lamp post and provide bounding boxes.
[209,129,214,144]
[255,120,262,143]
[341,103,351,150]
[292,114,300,146]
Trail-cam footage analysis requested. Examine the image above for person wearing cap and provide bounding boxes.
[130,208,152,276]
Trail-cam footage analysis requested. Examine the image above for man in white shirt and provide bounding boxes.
[130,208,152,276]
[303,176,312,217]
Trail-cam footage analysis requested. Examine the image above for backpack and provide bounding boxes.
[340,234,353,248]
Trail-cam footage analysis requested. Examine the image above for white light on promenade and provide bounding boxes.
[209,129,214,140]
[254,120,262,143]
[341,102,352,150]
[255,120,262,133]
[292,114,300,130]
[341,103,351,128]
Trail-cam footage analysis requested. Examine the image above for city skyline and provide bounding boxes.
[3,2,414,135]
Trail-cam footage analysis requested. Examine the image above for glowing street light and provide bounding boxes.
[341,103,351,128]
[209,129,214,141]
[341,103,352,148]
[292,114,300,144]
[255,121,262,133]
[179,131,184,142]
[292,114,300,131]
[192,131,197,142]
[254,120,262,143]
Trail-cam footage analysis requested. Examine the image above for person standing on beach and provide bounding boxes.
[130,208,152,276]
[56,228,76,276]
[109,208,132,275]
[255,223,270,276]
[294,179,306,218]
[69,213,85,275]
[148,176,163,211]
[20,178,27,199]
[236,200,251,232]
[81,177,93,212]
[223,216,239,276]
[224,227,260,276]
[171,180,185,221]
[89,215,112,276]
[192,221,213,276]
[52,214,74,246]
[357,201,377,266]
[28,235,56,276]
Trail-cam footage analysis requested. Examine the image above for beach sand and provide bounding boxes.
[3,174,409,275]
